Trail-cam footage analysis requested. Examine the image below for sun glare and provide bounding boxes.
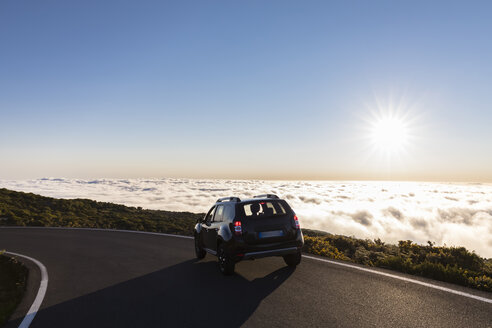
[359,95,422,172]
[370,116,409,152]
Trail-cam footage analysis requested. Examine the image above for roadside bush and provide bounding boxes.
[301,229,492,292]
[0,253,28,326]
[303,236,349,261]
[0,188,201,237]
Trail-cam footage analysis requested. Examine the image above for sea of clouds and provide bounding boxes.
[1,178,491,257]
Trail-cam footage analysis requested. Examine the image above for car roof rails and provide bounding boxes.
[216,197,241,203]
[253,194,279,199]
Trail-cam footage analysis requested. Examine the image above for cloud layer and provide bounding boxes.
[1,178,491,257]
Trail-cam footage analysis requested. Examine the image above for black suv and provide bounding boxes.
[194,194,304,275]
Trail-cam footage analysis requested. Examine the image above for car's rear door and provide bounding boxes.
[239,200,297,245]
[203,205,224,252]
[202,206,216,250]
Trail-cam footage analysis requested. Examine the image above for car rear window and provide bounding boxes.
[240,200,288,218]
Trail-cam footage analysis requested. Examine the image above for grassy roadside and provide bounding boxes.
[0,252,28,327]
[0,188,199,236]
[302,230,492,292]
[1,188,491,292]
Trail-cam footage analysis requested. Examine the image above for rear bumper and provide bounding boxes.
[225,229,303,261]
[242,246,299,260]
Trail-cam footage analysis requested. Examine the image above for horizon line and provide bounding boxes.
[1,176,490,185]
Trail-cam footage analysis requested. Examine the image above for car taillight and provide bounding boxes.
[234,220,242,236]
[294,215,300,229]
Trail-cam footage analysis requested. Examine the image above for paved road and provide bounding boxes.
[1,228,491,328]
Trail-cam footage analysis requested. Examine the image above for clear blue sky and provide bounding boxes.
[1,1,491,181]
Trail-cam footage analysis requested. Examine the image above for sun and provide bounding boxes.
[359,94,421,170]
[369,115,410,153]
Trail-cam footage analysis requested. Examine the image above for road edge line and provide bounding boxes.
[4,251,49,328]
[302,254,492,304]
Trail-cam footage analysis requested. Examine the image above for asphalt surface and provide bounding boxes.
[1,227,491,328]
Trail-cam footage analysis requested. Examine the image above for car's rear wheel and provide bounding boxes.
[217,244,235,275]
[194,234,206,259]
[283,250,302,267]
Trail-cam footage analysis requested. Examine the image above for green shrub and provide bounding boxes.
[303,236,349,260]
[301,229,491,292]
[0,253,28,326]
[0,188,202,237]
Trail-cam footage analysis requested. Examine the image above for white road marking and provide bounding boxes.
[302,255,492,304]
[4,251,49,328]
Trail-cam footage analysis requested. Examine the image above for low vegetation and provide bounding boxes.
[1,188,490,292]
[0,188,200,236]
[302,230,492,292]
[0,252,28,326]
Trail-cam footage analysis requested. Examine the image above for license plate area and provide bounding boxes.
[258,230,284,238]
